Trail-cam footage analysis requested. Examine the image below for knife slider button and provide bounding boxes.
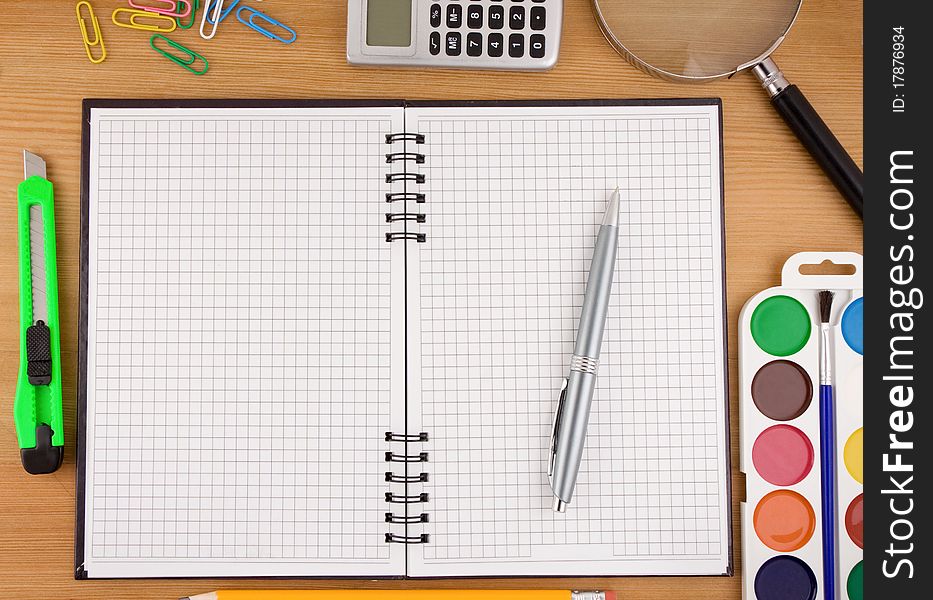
[26,321,52,385]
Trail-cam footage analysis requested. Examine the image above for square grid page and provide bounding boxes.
[406,104,730,576]
[80,106,406,578]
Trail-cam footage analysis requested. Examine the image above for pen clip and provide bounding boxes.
[547,377,569,483]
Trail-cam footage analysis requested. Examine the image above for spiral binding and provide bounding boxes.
[385,172,425,184]
[385,533,430,544]
[385,232,426,243]
[385,192,425,203]
[385,512,429,524]
[385,432,429,442]
[383,131,429,545]
[385,451,428,463]
[386,213,426,223]
[385,133,425,144]
[384,427,429,544]
[385,471,429,483]
[386,152,425,164]
[385,132,426,244]
[385,492,430,503]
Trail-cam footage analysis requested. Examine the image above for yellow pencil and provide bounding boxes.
[184,591,615,600]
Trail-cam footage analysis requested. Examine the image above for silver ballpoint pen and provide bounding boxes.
[548,188,620,512]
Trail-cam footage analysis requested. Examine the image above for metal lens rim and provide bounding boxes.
[589,0,804,82]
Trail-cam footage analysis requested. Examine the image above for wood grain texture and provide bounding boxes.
[0,1,862,598]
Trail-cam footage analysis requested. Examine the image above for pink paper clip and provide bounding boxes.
[129,0,191,18]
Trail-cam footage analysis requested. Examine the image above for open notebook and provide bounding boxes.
[76,99,730,579]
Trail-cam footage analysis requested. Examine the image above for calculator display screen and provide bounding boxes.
[366,0,413,47]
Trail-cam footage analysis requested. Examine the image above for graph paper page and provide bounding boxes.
[405,104,730,577]
[81,106,407,578]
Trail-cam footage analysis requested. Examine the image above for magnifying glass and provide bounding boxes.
[592,0,863,218]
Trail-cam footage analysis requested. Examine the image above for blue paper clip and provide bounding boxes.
[205,0,237,24]
[236,5,296,44]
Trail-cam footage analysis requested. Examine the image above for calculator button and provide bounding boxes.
[488,5,504,29]
[467,32,483,56]
[530,6,545,30]
[508,33,524,57]
[529,34,545,58]
[509,6,525,30]
[447,4,462,28]
[488,32,504,57]
[430,31,441,55]
[430,4,441,28]
[446,32,462,55]
[467,5,483,28]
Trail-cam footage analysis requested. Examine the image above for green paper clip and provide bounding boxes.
[150,34,209,75]
[14,151,64,475]
[176,0,199,29]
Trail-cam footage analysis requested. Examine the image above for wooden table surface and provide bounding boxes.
[0,1,862,598]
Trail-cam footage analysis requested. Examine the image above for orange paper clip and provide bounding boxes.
[112,7,178,32]
[76,1,106,64]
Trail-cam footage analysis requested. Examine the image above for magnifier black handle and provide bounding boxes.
[771,84,864,218]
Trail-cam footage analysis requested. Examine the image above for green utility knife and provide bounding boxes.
[14,150,63,474]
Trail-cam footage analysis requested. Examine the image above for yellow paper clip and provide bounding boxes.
[76,1,106,64]
[112,7,178,32]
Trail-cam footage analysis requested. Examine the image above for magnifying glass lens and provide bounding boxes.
[593,0,802,79]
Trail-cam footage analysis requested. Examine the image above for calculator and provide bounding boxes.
[347,0,562,70]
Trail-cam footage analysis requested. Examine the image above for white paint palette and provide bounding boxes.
[739,252,863,600]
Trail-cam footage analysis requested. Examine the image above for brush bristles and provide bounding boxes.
[818,290,834,324]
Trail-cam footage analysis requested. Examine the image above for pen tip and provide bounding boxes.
[602,188,620,227]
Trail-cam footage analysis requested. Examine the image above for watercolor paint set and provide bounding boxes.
[740,253,863,600]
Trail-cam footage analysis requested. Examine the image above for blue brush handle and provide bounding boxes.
[820,383,836,600]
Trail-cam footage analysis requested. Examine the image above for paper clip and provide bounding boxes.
[76,1,106,64]
[205,0,238,25]
[129,0,191,18]
[112,8,178,32]
[199,0,223,39]
[176,0,200,29]
[150,34,209,75]
[236,5,297,44]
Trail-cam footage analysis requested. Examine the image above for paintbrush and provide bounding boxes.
[818,290,836,600]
